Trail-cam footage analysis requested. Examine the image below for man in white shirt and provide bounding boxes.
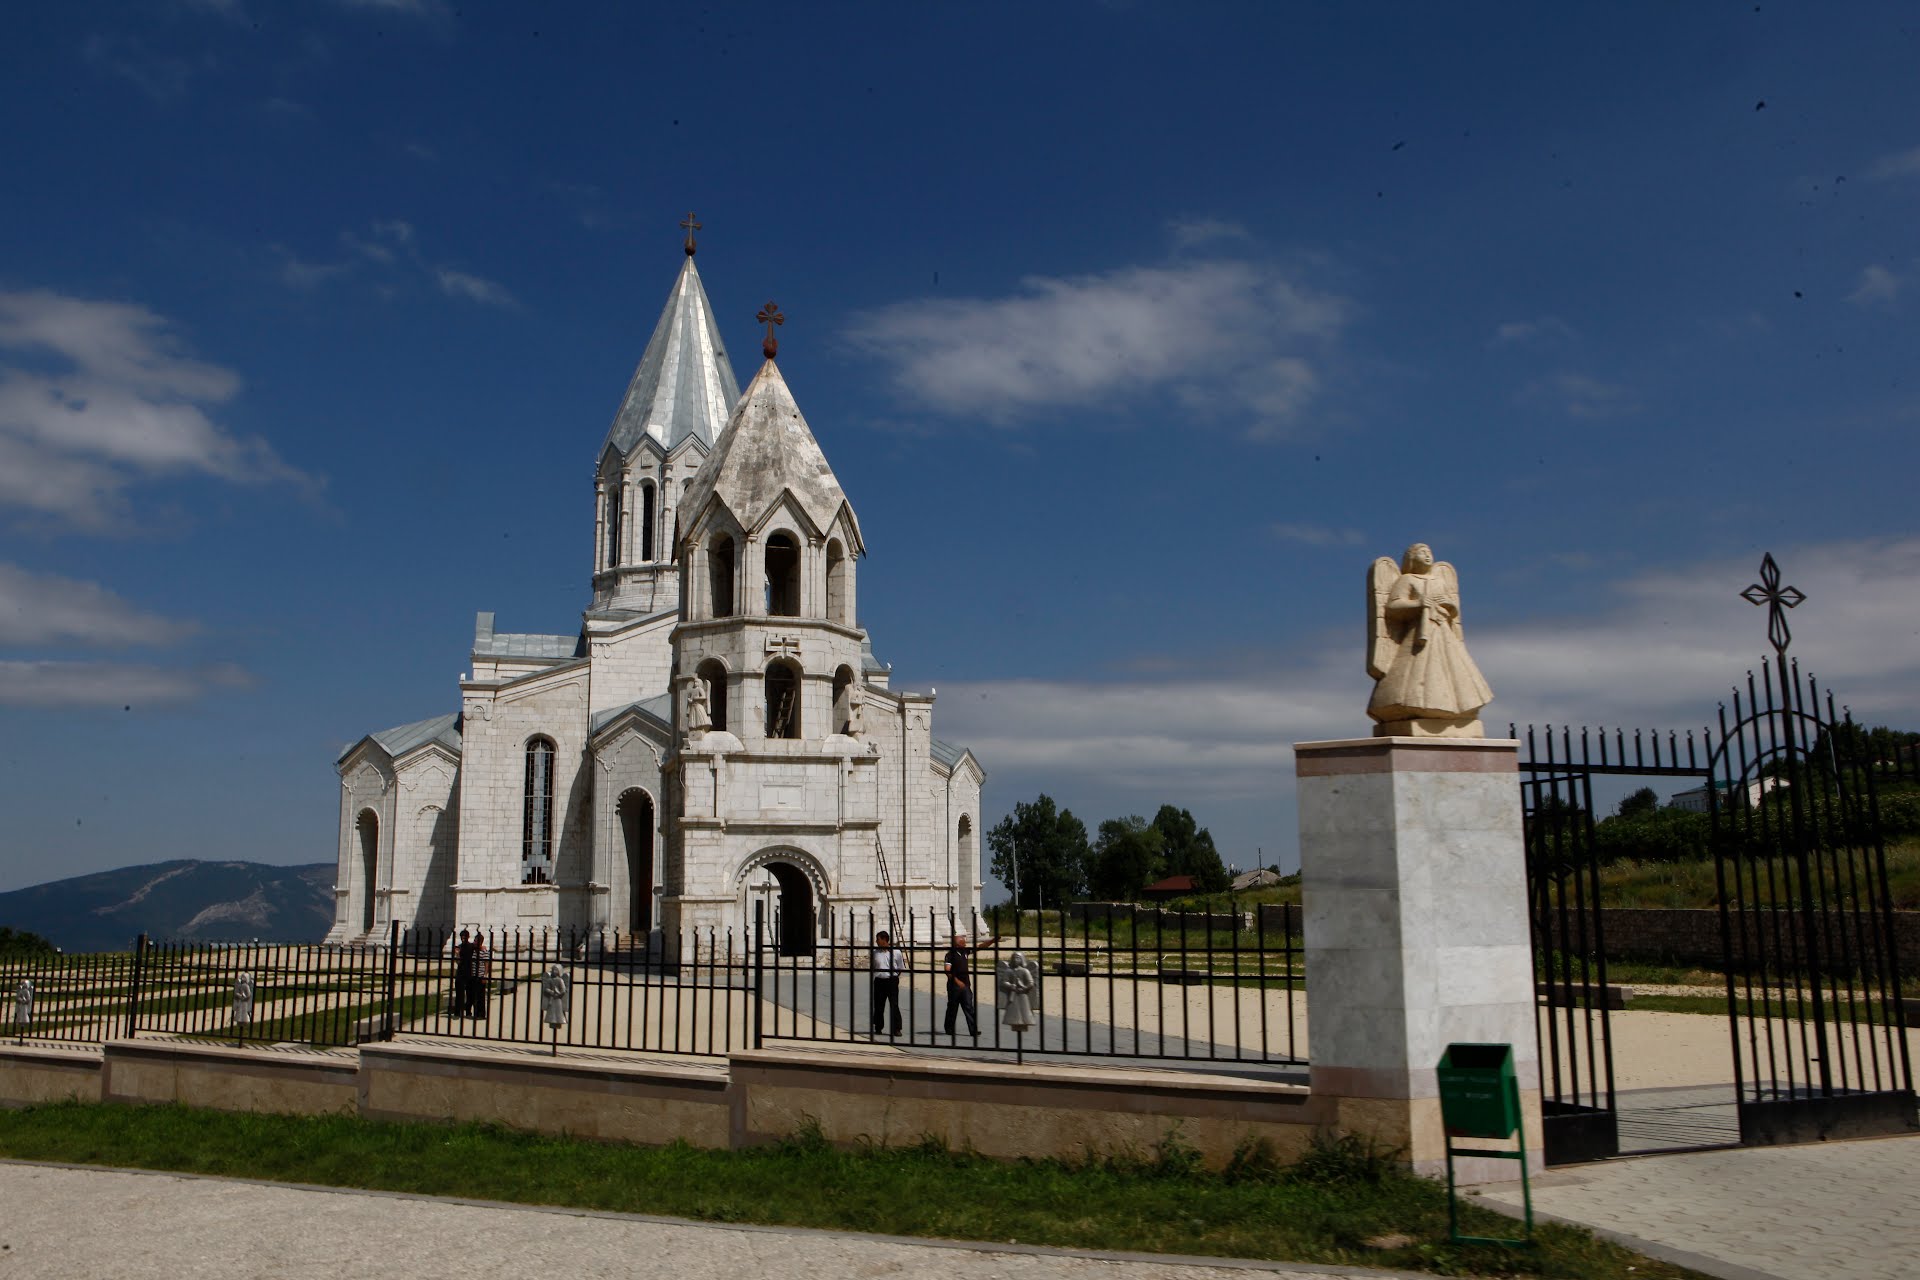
[869,929,906,1037]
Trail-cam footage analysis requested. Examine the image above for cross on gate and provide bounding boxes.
[1741,552,1806,657]
[765,635,801,658]
[680,212,701,256]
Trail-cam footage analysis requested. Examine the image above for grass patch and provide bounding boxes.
[0,1101,1709,1278]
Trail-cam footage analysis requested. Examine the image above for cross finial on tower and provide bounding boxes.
[680,211,701,257]
[1741,552,1806,657]
[757,300,784,360]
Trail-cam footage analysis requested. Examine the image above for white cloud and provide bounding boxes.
[0,289,309,526]
[935,537,1920,816]
[1517,371,1641,419]
[1169,218,1252,251]
[1270,522,1364,547]
[0,564,198,648]
[843,258,1349,436]
[0,660,251,709]
[277,221,513,308]
[1848,264,1901,306]
[82,34,209,102]
[435,268,516,308]
[1490,316,1576,347]
[1867,146,1920,180]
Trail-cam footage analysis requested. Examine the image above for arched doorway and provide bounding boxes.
[618,789,655,933]
[768,863,814,956]
[356,809,379,933]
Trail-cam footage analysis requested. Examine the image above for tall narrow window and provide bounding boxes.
[523,736,556,884]
[825,539,849,625]
[697,658,729,732]
[832,665,854,734]
[765,661,801,739]
[605,486,623,569]
[356,809,379,932]
[765,533,800,616]
[640,482,657,561]
[709,534,736,618]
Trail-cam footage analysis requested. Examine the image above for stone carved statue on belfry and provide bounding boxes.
[1366,543,1493,737]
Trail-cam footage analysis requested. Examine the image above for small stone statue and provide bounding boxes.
[845,687,865,739]
[686,677,711,735]
[13,978,31,1032]
[997,951,1038,1033]
[233,972,254,1026]
[540,964,571,1030]
[1366,543,1494,737]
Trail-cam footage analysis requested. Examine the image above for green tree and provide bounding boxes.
[1616,787,1660,818]
[1151,805,1230,893]
[1088,815,1164,899]
[0,927,56,958]
[987,794,1091,909]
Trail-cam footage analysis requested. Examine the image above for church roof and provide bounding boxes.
[340,711,462,763]
[677,358,863,548]
[931,736,985,778]
[600,257,741,459]
[590,693,674,738]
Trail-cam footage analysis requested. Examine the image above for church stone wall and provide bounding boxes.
[456,664,592,933]
[591,723,668,933]
[328,753,394,944]
[584,615,676,717]
[391,751,458,934]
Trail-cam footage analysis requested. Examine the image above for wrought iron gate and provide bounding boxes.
[1518,723,1710,1165]
[1520,554,1917,1162]
[1706,557,1916,1143]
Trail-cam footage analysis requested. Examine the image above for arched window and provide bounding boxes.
[825,539,849,625]
[605,485,623,569]
[832,665,854,735]
[958,815,976,895]
[765,532,800,616]
[697,658,729,732]
[618,789,655,933]
[708,534,735,618]
[356,809,379,932]
[765,660,801,739]
[640,482,657,561]
[523,736,556,884]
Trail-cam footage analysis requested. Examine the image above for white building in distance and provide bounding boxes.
[329,243,984,953]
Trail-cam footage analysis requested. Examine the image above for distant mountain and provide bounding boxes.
[0,860,335,953]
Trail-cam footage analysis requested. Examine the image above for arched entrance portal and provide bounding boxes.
[618,789,655,933]
[355,809,379,933]
[740,850,827,958]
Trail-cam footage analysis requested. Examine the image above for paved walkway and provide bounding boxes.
[1475,1131,1920,1280]
[0,1161,1418,1280]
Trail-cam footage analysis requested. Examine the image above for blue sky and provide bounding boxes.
[3,1,1919,894]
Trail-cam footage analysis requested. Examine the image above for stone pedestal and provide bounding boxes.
[1295,736,1542,1179]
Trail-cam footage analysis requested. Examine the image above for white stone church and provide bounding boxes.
[328,244,984,952]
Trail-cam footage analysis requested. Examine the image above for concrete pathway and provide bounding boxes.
[0,1161,1418,1280]
[1474,1131,1920,1280]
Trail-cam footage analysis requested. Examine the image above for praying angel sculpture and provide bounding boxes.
[996,951,1038,1032]
[686,677,711,735]
[541,965,571,1030]
[233,972,255,1026]
[1366,543,1493,737]
[13,978,31,1032]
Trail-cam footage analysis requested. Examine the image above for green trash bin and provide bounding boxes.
[1436,1042,1531,1246]
[1438,1042,1520,1139]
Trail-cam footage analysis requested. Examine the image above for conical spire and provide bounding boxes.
[600,257,741,458]
[678,359,863,552]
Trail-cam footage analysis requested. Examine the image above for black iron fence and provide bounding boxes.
[0,903,1305,1067]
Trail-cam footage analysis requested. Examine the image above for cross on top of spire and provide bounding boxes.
[1741,552,1806,657]
[680,211,701,257]
[757,300,784,360]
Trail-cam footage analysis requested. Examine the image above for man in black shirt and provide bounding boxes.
[942,930,979,1037]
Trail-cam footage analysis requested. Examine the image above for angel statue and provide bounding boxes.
[996,951,1038,1033]
[233,972,255,1026]
[1366,543,1494,737]
[13,978,32,1035]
